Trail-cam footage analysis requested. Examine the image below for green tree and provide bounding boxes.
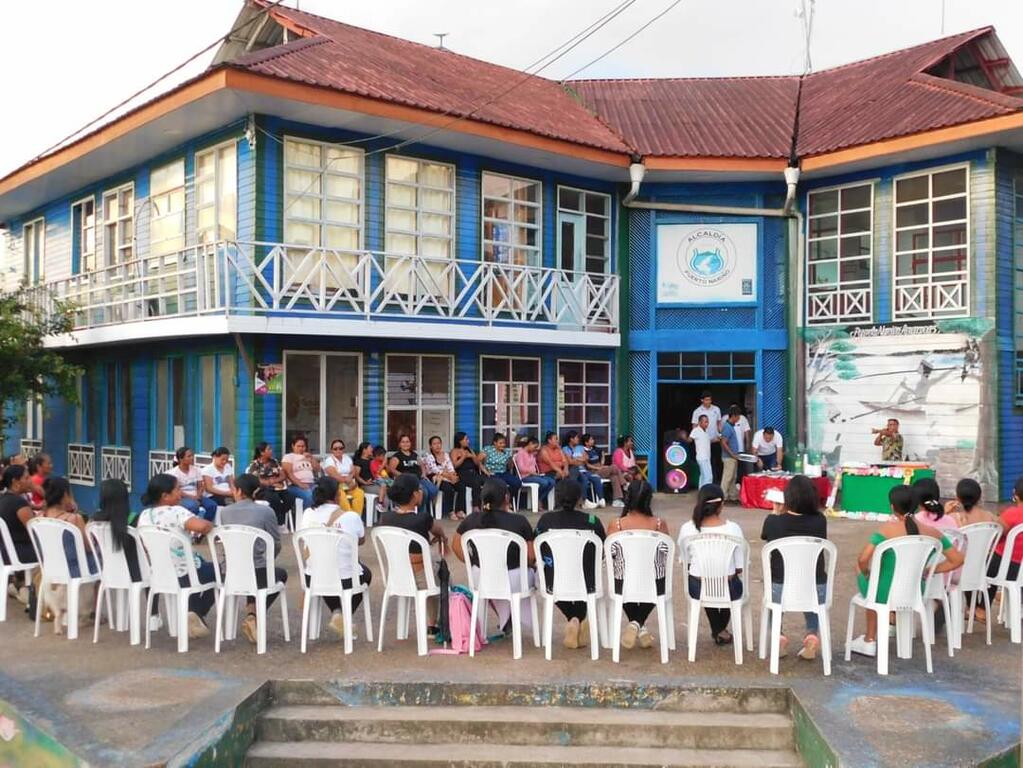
[0,292,80,437]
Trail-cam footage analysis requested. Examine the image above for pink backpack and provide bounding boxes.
[429,592,487,655]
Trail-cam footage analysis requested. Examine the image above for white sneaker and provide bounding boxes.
[612,499,625,508]
[582,499,598,510]
[148,615,163,632]
[597,498,607,508]
[848,634,876,657]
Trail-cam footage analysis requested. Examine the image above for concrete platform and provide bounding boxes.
[0,497,1018,767]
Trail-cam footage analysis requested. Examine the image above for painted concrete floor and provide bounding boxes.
[0,497,1019,767]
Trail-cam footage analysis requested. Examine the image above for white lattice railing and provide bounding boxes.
[19,241,619,337]
[894,279,968,320]
[20,439,42,458]
[67,443,95,485]
[100,446,132,491]
[807,286,872,326]
[148,450,176,478]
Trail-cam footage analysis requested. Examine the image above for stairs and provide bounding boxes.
[244,684,803,767]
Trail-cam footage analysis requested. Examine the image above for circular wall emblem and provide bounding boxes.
[676,228,737,287]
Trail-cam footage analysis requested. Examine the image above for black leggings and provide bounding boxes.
[256,488,291,526]
[988,552,1021,602]
[306,563,373,614]
[688,575,744,637]
[455,472,483,513]
[248,567,288,609]
[614,577,666,627]
[556,601,588,621]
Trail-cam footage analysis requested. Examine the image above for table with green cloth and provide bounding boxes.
[838,467,935,514]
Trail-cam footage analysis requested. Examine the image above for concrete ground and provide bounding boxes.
[0,496,1019,767]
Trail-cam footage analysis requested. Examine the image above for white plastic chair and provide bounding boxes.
[948,522,1001,647]
[137,525,217,653]
[990,523,1023,643]
[462,529,540,659]
[758,537,837,675]
[534,530,607,660]
[678,532,754,656]
[683,533,745,665]
[293,527,373,654]
[287,497,304,534]
[372,527,439,656]
[364,491,378,527]
[432,486,473,520]
[0,518,38,622]
[210,525,290,655]
[844,535,942,675]
[920,528,960,660]
[27,517,100,640]
[512,461,553,514]
[605,530,675,664]
[86,522,149,646]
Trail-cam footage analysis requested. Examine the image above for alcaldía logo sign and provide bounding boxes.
[677,228,736,287]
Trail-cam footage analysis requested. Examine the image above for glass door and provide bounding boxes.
[558,212,587,325]
[284,352,361,454]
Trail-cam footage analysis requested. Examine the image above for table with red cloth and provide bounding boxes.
[740,473,831,510]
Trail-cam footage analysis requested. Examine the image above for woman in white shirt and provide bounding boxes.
[283,435,320,510]
[322,439,365,515]
[201,447,236,507]
[423,435,461,521]
[137,473,215,639]
[300,476,372,639]
[168,447,217,522]
[679,483,744,645]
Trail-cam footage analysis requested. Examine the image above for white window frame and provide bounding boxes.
[25,397,43,441]
[892,163,970,321]
[384,354,454,451]
[479,355,541,448]
[22,217,44,284]
[103,183,134,265]
[150,159,186,257]
[283,136,365,251]
[805,181,874,326]
[71,196,97,274]
[481,171,542,267]
[556,185,611,275]
[385,155,456,260]
[195,140,238,244]
[556,359,612,450]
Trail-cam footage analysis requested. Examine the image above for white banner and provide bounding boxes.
[656,223,758,304]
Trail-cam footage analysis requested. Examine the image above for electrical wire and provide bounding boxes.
[27,0,289,164]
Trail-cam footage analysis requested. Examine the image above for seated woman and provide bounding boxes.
[40,477,97,579]
[282,435,320,510]
[612,435,640,484]
[450,432,483,517]
[946,478,997,526]
[911,477,960,533]
[0,465,36,604]
[137,474,216,639]
[538,432,570,483]
[608,479,671,650]
[322,439,366,516]
[988,476,1023,619]
[478,433,522,499]
[534,479,606,649]
[423,435,461,521]
[387,434,437,513]
[352,442,387,514]
[245,442,290,526]
[91,478,142,583]
[453,477,536,634]
[300,476,372,638]
[201,447,236,508]
[513,437,556,510]
[27,453,53,509]
[679,483,744,646]
[848,485,964,657]
[760,474,827,661]
[169,447,217,522]
[563,431,602,509]
[582,433,625,508]
[378,473,448,630]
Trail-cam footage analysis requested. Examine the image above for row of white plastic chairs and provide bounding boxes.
[3,516,1021,675]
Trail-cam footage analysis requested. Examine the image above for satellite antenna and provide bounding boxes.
[434,33,449,50]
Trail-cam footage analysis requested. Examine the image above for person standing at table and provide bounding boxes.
[872,418,904,462]
[720,408,742,503]
[687,415,713,489]
[729,403,751,485]
[753,427,784,471]
[692,392,723,483]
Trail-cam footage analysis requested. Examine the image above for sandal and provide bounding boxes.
[713,630,733,645]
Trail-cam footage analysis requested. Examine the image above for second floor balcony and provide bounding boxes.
[24,241,620,348]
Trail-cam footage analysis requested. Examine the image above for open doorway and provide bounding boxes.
[656,383,755,492]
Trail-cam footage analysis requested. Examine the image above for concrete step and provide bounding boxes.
[257,705,795,751]
[245,740,804,767]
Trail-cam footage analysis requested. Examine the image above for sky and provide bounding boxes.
[1,0,1022,177]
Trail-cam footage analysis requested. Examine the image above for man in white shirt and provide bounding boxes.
[687,414,713,488]
[691,391,723,483]
[752,427,784,470]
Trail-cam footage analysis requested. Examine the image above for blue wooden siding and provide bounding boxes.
[997,150,1023,498]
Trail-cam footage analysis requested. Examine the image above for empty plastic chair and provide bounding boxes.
[461,529,540,659]
[0,517,38,622]
[605,530,675,664]
[293,527,373,654]
[372,527,439,656]
[27,517,100,640]
[758,536,837,675]
[990,523,1023,644]
[210,525,290,655]
[948,522,1001,647]
[683,533,745,665]
[844,535,942,675]
[86,522,149,645]
[534,529,606,660]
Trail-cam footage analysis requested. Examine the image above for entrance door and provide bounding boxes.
[284,352,361,454]
[556,213,587,325]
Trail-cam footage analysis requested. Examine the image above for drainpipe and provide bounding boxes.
[622,161,807,450]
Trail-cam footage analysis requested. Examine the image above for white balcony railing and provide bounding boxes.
[21,241,619,337]
[20,439,42,458]
[67,443,95,485]
[100,446,132,491]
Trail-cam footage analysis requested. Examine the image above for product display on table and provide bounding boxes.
[828,462,935,520]
[739,472,831,510]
